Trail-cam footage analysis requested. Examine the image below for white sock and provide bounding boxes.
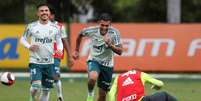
[55,80,63,98]
[88,91,94,97]
[40,88,50,101]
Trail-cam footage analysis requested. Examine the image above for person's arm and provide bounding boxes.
[20,25,31,49]
[60,24,74,67]
[108,76,118,101]
[62,38,74,67]
[55,30,63,55]
[20,36,31,49]
[141,72,164,90]
[107,44,123,55]
[104,29,123,55]
[73,32,84,60]
[20,25,39,52]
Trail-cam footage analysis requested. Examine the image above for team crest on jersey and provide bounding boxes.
[122,77,134,86]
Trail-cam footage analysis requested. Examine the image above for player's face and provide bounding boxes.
[37,6,50,21]
[99,20,111,35]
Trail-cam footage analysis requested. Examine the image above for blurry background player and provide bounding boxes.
[20,3,63,101]
[49,7,74,101]
[108,69,178,101]
[73,13,123,101]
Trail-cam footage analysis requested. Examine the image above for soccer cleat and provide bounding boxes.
[86,96,94,101]
[57,97,64,101]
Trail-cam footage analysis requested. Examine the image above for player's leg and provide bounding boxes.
[161,91,177,101]
[29,63,42,101]
[40,87,51,101]
[54,58,64,101]
[97,66,113,101]
[39,64,55,101]
[87,60,101,101]
[143,91,178,101]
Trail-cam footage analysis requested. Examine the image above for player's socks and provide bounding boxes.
[55,80,64,100]
[30,83,41,101]
[88,91,94,97]
[40,88,50,101]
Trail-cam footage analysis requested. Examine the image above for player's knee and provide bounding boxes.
[30,81,41,94]
[89,71,98,81]
[53,74,60,81]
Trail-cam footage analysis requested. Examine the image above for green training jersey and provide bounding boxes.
[80,26,121,67]
[22,21,62,64]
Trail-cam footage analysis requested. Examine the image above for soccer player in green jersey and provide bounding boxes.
[20,3,63,101]
[73,13,123,101]
[108,69,177,101]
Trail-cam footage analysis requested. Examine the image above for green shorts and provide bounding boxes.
[87,60,113,91]
[29,63,55,88]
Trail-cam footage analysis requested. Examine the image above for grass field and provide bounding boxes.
[0,78,200,101]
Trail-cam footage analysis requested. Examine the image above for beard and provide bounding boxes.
[40,14,49,21]
[100,29,108,35]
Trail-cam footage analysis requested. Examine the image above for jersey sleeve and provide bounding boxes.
[55,29,63,51]
[141,72,164,87]
[112,29,121,46]
[20,24,31,48]
[108,76,118,101]
[61,25,67,38]
[23,24,31,37]
[79,27,93,37]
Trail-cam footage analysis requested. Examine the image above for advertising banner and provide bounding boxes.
[0,24,67,69]
[70,23,201,72]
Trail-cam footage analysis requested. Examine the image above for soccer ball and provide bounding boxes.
[0,72,15,86]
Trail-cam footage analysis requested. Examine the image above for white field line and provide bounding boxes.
[10,72,201,79]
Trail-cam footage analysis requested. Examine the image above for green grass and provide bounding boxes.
[0,78,200,101]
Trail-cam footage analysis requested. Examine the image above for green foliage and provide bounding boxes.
[0,0,201,23]
[182,0,201,22]
[112,0,166,22]
[0,0,20,7]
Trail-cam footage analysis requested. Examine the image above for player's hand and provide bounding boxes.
[151,85,161,90]
[103,35,112,47]
[73,51,79,60]
[68,57,74,68]
[29,45,39,52]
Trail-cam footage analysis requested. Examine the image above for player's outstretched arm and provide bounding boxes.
[73,34,84,60]
[62,37,74,68]
[55,32,63,55]
[108,44,123,55]
[141,72,164,90]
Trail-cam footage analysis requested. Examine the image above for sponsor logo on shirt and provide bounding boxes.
[122,77,134,86]
[35,37,53,44]
[122,94,137,101]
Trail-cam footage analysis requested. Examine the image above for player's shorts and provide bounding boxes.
[142,91,177,101]
[29,63,55,88]
[54,58,61,77]
[87,60,113,91]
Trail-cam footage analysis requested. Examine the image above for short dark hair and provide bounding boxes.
[49,6,56,15]
[36,3,49,10]
[99,13,112,21]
